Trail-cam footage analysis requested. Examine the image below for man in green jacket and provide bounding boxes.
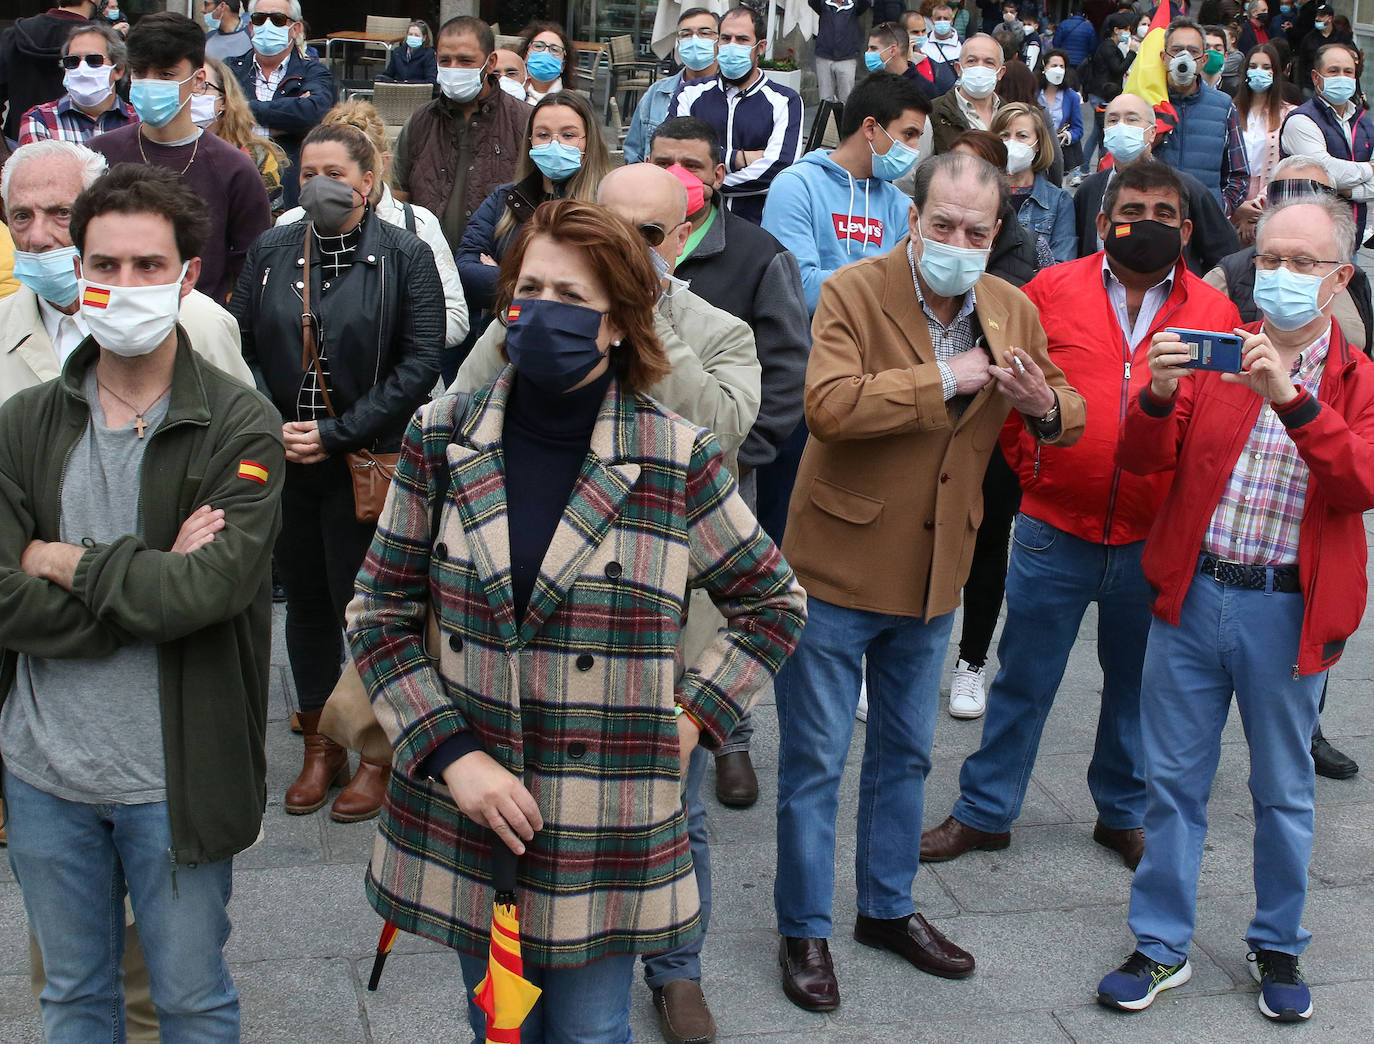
[0,163,284,1041]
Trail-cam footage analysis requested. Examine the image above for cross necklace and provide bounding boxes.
[97,380,171,439]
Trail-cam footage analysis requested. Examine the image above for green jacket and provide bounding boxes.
[0,333,285,865]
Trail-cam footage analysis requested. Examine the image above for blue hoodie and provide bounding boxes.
[761,149,914,313]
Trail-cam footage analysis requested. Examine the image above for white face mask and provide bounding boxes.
[1004,138,1036,174]
[499,75,527,99]
[64,63,115,108]
[190,92,217,127]
[80,263,188,357]
[1044,64,1065,85]
[436,65,484,102]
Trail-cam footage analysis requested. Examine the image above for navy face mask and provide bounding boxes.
[503,298,608,393]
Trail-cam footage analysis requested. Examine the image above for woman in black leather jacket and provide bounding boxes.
[230,122,443,823]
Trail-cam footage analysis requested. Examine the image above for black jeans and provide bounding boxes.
[958,445,1022,669]
[276,456,377,712]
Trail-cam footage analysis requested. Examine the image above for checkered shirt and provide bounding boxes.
[18,95,137,146]
[908,239,976,402]
[1202,326,1329,565]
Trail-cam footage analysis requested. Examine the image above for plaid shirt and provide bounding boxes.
[18,95,137,146]
[908,239,977,403]
[1220,105,1250,216]
[1203,326,1330,564]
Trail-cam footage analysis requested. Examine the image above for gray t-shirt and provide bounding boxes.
[0,369,170,804]
[206,25,254,62]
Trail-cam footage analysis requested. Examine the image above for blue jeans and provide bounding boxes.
[953,515,1151,834]
[458,949,636,1043]
[642,744,711,986]
[1128,568,1325,965]
[3,769,238,1044]
[774,595,955,937]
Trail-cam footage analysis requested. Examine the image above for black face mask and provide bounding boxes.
[1103,218,1182,274]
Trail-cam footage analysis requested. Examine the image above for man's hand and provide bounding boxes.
[20,540,84,591]
[988,347,1057,416]
[677,711,701,779]
[947,347,992,395]
[1219,326,1299,404]
[442,750,544,856]
[172,505,225,555]
[282,421,327,465]
[1232,198,1262,244]
[1146,329,1194,401]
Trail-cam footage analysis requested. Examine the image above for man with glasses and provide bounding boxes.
[0,0,101,143]
[670,5,804,224]
[203,0,254,62]
[224,0,334,209]
[19,23,136,145]
[1098,191,1374,1026]
[624,7,720,164]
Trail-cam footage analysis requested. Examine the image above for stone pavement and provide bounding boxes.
[2,558,1373,1044]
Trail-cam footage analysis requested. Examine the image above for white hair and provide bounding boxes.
[248,0,303,20]
[0,140,109,212]
[1271,154,1331,181]
[1257,194,1358,262]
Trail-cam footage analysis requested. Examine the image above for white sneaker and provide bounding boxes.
[856,679,868,723]
[948,660,987,719]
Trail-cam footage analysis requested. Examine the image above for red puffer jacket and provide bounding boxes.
[1001,254,1241,545]
[1118,320,1374,676]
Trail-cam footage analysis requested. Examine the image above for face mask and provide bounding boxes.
[1004,13,1017,23]
[1103,218,1181,274]
[129,74,192,128]
[679,35,717,71]
[190,92,218,128]
[1247,68,1274,91]
[870,124,919,181]
[959,65,998,99]
[1168,51,1197,88]
[1137,23,1149,37]
[526,50,563,82]
[1045,64,1065,85]
[13,246,80,306]
[1023,25,1037,36]
[204,13,220,31]
[1203,49,1225,76]
[649,246,672,283]
[717,42,755,80]
[1005,138,1035,174]
[910,34,928,54]
[1117,31,1131,45]
[1254,267,1337,330]
[64,63,114,108]
[665,163,706,214]
[299,175,362,234]
[933,19,952,36]
[80,262,188,358]
[530,140,583,182]
[1315,20,1330,32]
[437,65,484,102]
[1104,121,1148,162]
[1321,74,1357,106]
[499,75,527,99]
[251,21,292,57]
[1281,5,1291,13]
[865,50,887,73]
[106,7,120,20]
[503,299,606,394]
[916,215,989,297]
[406,34,424,49]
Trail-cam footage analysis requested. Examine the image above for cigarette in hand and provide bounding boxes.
[1012,353,1026,376]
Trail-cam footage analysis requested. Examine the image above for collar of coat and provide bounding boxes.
[59,330,213,432]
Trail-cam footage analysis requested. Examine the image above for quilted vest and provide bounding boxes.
[1154,83,1234,208]
[1280,97,1374,244]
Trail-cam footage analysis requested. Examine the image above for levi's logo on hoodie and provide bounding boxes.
[832,213,884,245]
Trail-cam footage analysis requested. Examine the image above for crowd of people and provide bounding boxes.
[0,0,1371,1042]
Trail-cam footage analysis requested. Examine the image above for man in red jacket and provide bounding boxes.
[1096,194,1374,1023]
[921,161,1240,871]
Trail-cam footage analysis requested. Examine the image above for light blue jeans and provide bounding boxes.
[458,949,636,1043]
[642,744,711,987]
[3,768,238,1043]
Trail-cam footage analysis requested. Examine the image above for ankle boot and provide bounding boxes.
[285,709,351,814]
[330,756,391,823]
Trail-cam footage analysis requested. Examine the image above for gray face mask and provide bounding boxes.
[300,175,362,234]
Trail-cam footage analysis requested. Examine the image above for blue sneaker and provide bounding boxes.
[1248,949,1313,1022]
[1097,950,1192,1011]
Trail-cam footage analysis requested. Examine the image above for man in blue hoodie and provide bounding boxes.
[762,71,931,313]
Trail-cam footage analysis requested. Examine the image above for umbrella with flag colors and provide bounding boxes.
[473,842,542,1043]
[1121,3,1179,141]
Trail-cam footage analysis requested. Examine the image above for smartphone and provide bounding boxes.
[1165,328,1245,373]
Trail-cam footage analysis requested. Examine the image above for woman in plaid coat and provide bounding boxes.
[346,199,806,1040]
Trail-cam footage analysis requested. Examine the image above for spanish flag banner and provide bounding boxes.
[237,460,269,485]
[1121,3,1179,139]
[82,285,111,310]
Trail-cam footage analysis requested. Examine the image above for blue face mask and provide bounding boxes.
[406,34,424,49]
[717,42,755,80]
[503,299,607,394]
[864,50,887,73]
[1247,68,1274,91]
[678,35,716,71]
[251,21,292,57]
[529,140,584,182]
[1253,267,1337,331]
[916,215,989,297]
[1321,74,1357,106]
[933,19,953,36]
[204,13,220,31]
[870,124,920,181]
[12,246,80,306]
[1104,122,1148,162]
[129,74,192,128]
[910,34,928,53]
[526,50,564,83]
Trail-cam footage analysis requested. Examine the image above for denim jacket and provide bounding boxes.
[1017,174,1076,265]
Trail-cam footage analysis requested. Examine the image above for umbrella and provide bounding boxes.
[473,842,542,1043]
[366,921,399,991]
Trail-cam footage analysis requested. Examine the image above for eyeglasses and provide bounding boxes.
[527,40,566,57]
[676,28,719,39]
[638,223,669,246]
[195,80,225,95]
[250,11,293,27]
[60,53,112,69]
[531,129,585,146]
[1166,46,1205,57]
[1254,253,1346,274]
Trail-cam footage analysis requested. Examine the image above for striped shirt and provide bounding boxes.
[19,95,137,146]
[1202,326,1329,565]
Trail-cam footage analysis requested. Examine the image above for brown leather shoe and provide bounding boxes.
[919,815,1011,862]
[285,709,351,815]
[652,979,717,1044]
[1092,821,1145,870]
[714,750,758,808]
[779,936,840,1012]
[330,756,390,822]
[853,912,975,979]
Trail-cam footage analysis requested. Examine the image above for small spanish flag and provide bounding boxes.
[83,285,111,309]
[1113,224,1133,239]
[237,460,269,485]
[506,304,522,323]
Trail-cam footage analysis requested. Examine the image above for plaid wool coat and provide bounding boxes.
[346,370,806,966]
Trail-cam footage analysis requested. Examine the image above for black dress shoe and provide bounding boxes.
[714,751,759,808]
[779,936,840,1011]
[1312,731,1359,779]
[1092,821,1145,870]
[853,912,975,979]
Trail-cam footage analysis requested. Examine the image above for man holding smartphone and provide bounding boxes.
[1099,194,1374,1023]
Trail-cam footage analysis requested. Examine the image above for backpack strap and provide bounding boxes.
[403,202,417,235]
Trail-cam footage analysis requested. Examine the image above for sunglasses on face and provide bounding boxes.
[1266,178,1338,204]
[250,11,294,27]
[60,53,112,69]
[638,223,669,246]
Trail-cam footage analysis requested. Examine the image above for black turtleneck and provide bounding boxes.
[503,366,613,622]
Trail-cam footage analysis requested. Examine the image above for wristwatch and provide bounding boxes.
[1038,396,1060,427]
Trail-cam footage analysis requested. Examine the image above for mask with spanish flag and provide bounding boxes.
[79,262,188,357]
[1103,218,1181,275]
[502,298,607,394]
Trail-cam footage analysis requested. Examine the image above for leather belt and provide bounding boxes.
[1198,553,1300,593]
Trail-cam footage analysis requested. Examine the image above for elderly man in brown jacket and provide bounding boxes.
[773,152,1086,1013]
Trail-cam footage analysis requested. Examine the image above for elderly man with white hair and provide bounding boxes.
[1100,192,1374,1023]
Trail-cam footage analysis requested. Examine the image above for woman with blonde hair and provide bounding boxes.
[991,101,1075,268]
[198,56,288,214]
[277,98,468,351]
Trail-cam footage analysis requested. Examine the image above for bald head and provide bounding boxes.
[1106,92,1155,125]
[597,163,692,274]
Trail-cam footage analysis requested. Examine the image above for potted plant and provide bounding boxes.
[759,48,802,92]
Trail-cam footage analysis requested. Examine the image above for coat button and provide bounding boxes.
[367,254,376,263]
[604,561,623,579]
[449,633,463,652]
[567,741,586,759]
[296,257,304,266]
[576,653,594,671]
[940,472,951,483]
[924,520,935,531]
[433,542,448,559]
[295,281,304,290]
